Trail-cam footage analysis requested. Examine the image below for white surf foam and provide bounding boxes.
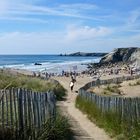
[0,58,100,73]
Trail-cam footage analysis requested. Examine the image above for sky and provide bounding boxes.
[0,0,140,54]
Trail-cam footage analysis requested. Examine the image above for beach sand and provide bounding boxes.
[120,79,140,97]
[90,77,140,98]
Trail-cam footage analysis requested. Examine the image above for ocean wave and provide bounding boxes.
[0,57,100,73]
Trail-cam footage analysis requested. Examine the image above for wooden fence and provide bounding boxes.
[78,74,140,124]
[0,88,56,139]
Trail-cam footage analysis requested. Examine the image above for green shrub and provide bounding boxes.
[129,83,133,86]
[53,84,66,101]
[136,80,140,85]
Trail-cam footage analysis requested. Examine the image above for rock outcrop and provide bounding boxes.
[100,47,140,65]
[66,52,107,57]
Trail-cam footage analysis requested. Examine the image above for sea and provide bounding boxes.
[0,55,100,73]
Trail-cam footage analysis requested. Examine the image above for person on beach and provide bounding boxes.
[71,72,76,83]
[70,80,74,91]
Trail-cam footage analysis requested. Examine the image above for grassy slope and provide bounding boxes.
[0,69,72,140]
[0,70,66,100]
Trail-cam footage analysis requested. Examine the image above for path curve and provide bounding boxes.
[53,76,113,140]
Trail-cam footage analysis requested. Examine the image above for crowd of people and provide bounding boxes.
[30,62,140,94]
[32,63,140,80]
[88,62,140,78]
[32,70,86,79]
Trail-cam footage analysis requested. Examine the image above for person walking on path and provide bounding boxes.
[70,80,74,91]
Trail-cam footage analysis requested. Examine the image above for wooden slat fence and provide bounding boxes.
[0,88,56,139]
[78,74,140,124]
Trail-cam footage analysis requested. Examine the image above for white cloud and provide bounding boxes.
[66,26,112,41]
[12,4,100,20]
[1,28,139,54]
[0,1,105,22]
[108,8,140,35]
[0,16,48,23]
[118,8,140,33]
[0,31,66,54]
[127,9,140,25]
[59,3,98,10]
[0,1,139,54]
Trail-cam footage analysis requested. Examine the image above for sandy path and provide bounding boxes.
[53,76,113,140]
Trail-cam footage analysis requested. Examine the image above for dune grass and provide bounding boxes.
[103,84,122,95]
[0,69,71,140]
[129,79,140,86]
[76,95,140,140]
[37,114,73,140]
[0,114,72,140]
[0,69,55,92]
[0,69,66,100]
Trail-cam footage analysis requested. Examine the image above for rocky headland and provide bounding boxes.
[88,47,140,70]
[60,52,107,57]
[100,47,140,64]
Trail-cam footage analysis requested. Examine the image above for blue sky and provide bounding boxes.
[0,0,140,54]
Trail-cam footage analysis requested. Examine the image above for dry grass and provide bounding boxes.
[89,78,140,97]
[89,84,122,96]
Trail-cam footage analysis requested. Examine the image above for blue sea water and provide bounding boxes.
[0,55,100,73]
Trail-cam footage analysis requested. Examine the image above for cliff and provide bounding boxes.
[100,47,140,65]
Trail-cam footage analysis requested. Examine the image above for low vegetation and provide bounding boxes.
[0,69,66,100]
[90,84,122,96]
[129,79,140,86]
[103,84,122,95]
[0,69,71,140]
[37,114,72,140]
[76,96,140,140]
[0,114,72,140]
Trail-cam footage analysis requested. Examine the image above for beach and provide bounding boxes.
[1,56,140,139]
[1,59,140,139]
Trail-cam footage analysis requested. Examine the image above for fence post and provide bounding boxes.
[9,88,13,127]
[1,90,5,129]
[18,88,24,138]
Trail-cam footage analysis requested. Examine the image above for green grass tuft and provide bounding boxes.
[129,80,140,86]
[104,84,121,95]
[37,115,72,140]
